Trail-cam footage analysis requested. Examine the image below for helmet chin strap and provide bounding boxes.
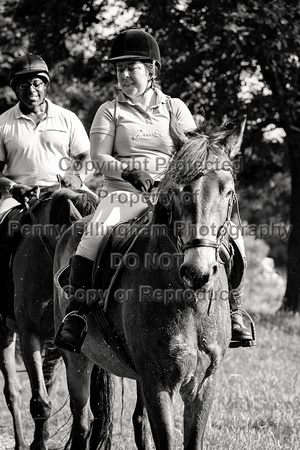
[141,61,156,96]
[141,78,154,96]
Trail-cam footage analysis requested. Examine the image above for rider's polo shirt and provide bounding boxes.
[0,99,90,186]
[90,89,196,192]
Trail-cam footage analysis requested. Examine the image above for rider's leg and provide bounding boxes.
[227,227,252,343]
[54,191,147,352]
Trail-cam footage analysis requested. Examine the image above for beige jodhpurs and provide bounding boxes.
[76,190,150,261]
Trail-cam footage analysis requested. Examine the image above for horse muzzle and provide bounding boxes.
[179,243,218,292]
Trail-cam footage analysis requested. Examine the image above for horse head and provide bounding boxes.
[155,115,246,294]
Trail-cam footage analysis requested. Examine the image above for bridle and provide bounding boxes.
[144,167,238,261]
[181,190,237,257]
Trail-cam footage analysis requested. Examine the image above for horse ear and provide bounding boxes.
[225,115,247,158]
[169,111,189,153]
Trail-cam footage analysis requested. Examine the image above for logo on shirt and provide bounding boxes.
[132,129,168,140]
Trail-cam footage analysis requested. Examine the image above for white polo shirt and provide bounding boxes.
[90,89,196,191]
[0,98,90,186]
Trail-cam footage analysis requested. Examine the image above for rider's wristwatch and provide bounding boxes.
[6,182,15,195]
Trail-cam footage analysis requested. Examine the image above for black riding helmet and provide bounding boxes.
[10,53,50,91]
[108,28,161,69]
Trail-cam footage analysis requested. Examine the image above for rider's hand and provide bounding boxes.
[121,167,155,192]
[11,184,33,203]
[61,174,83,190]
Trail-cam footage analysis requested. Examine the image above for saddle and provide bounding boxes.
[55,208,151,375]
[57,207,152,305]
[92,207,151,294]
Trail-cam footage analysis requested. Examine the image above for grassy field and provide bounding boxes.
[0,236,299,449]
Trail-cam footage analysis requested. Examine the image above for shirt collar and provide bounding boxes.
[117,88,170,108]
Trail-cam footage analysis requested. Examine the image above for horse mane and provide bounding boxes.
[152,115,236,225]
[49,188,98,225]
[162,113,235,189]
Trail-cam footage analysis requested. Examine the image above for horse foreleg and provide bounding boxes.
[42,338,61,396]
[89,365,114,450]
[132,381,152,450]
[0,327,26,450]
[182,376,216,450]
[19,329,51,450]
[141,383,175,450]
[63,353,95,450]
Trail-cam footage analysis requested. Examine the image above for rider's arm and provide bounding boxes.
[90,133,125,179]
[63,111,93,185]
[0,161,17,194]
[90,100,130,179]
[63,151,92,188]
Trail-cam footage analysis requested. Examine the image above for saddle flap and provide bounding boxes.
[92,207,151,291]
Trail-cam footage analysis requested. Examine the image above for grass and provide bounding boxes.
[0,236,300,449]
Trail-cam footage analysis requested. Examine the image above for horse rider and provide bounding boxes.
[0,53,97,329]
[0,53,94,220]
[54,28,253,353]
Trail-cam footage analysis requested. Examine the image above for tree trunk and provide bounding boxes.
[281,134,300,313]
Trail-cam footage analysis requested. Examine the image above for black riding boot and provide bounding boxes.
[54,255,94,353]
[222,237,254,346]
[230,285,253,343]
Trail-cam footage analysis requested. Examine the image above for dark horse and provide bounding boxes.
[0,188,99,450]
[54,116,247,449]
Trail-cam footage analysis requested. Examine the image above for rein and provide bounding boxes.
[27,203,55,261]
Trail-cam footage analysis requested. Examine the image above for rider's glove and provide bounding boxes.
[11,184,33,203]
[121,167,155,192]
[61,174,83,190]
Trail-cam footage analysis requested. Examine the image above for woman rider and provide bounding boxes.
[54,28,253,353]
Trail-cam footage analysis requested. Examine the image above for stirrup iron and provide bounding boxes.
[54,311,88,353]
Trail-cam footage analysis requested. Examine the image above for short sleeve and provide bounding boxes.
[169,98,196,132]
[90,101,116,138]
[68,113,90,157]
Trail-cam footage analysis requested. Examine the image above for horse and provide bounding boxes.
[53,115,247,449]
[0,187,101,450]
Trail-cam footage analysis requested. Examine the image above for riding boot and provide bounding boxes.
[222,234,254,346]
[54,255,94,353]
[230,284,253,342]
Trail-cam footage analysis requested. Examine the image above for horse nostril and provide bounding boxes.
[179,265,186,280]
[212,264,218,276]
[202,274,209,285]
[180,266,199,282]
[189,268,197,280]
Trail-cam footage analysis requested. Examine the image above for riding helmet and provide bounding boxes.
[108,28,161,69]
[10,53,50,90]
